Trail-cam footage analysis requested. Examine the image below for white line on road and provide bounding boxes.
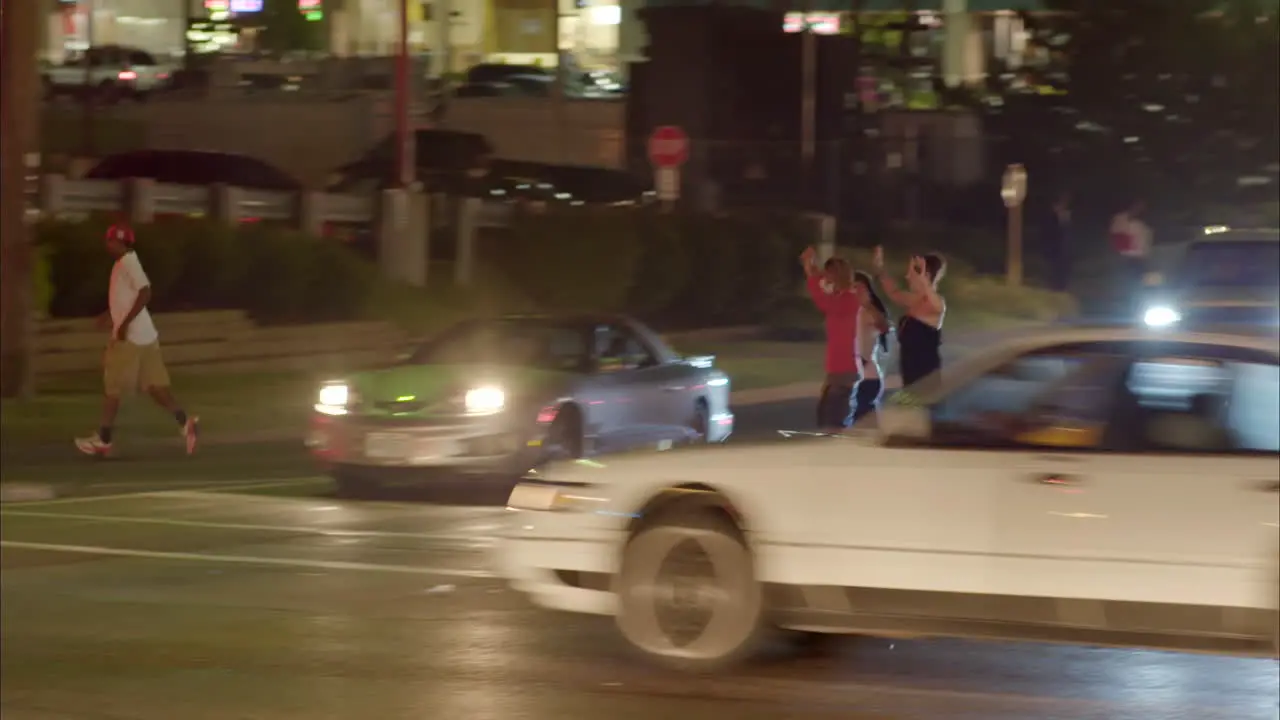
[3,477,330,507]
[0,509,498,544]
[0,540,497,578]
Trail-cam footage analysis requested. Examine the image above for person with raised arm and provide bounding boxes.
[801,247,860,430]
[873,246,946,388]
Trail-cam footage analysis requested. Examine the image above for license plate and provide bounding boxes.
[365,432,412,459]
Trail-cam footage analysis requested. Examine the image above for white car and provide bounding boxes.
[498,324,1280,671]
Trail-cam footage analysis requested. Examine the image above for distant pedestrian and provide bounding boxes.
[75,225,199,457]
[801,247,859,431]
[1043,192,1072,291]
[1109,199,1153,311]
[873,246,946,388]
[851,271,891,423]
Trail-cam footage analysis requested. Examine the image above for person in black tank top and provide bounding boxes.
[897,315,942,387]
[873,249,946,388]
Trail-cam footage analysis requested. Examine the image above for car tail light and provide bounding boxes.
[118,70,138,81]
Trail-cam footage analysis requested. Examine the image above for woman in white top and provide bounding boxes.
[851,271,892,423]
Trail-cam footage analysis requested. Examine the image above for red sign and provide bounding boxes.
[647,126,689,169]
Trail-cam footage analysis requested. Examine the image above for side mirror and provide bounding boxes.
[878,405,931,442]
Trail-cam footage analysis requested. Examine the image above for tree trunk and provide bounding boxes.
[0,0,42,398]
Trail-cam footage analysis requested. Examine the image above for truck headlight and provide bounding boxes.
[464,386,505,414]
[1143,306,1181,328]
[316,383,350,415]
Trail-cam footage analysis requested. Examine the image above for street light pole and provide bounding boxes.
[81,0,96,156]
[395,0,415,188]
[0,0,42,397]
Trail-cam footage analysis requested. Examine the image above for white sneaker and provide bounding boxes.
[183,416,200,455]
[75,433,113,457]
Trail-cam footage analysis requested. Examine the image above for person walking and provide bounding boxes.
[75,225,199,457]
[850,271,891,423]
[801,247,859,431]
[1109,199,1153,313]
[873,246,946,388]
[1044,192,1072,292]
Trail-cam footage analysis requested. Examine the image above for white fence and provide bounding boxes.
[37,175,506,288]
[39,175,511,229]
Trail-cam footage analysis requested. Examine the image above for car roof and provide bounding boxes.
[988,323,1280,357]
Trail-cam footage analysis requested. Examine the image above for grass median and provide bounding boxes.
[5,343,825,447]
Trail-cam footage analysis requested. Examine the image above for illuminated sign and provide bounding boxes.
[783,12,841,34]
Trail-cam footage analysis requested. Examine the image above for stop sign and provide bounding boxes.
[648,126,689,169]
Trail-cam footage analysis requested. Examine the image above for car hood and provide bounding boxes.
[347,364,574,416]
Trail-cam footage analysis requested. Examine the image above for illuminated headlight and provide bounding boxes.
[464,386,505,414]
[315,383,349,415]
[1143,306,1181,328]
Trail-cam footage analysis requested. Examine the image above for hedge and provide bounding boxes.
[483,207,806,329]
[37,217,376,324]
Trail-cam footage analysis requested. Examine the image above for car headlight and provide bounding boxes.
[316,383,349,415]
[464,386,505,414]
[1143,306,1181,328]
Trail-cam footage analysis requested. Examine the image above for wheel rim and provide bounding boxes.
[617,525,761,662]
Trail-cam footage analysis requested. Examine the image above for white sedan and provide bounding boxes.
[497,324,1280,671]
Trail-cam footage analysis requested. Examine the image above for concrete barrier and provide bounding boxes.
[35,310,407,377]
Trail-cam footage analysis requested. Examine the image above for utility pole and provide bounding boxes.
[395,0,415,187]
[0,0,43,398]
[81,0,96,156]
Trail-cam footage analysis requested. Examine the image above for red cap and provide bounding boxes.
[106,224,135,246]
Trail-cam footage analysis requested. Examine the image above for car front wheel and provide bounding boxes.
[614,508,764,672]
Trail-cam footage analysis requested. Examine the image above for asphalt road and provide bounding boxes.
[3,398,1278,719]
[2,479,1277,720]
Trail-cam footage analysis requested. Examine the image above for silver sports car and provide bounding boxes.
[306,314,734,495]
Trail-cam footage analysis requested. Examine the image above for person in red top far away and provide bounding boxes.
[801,247,860,431]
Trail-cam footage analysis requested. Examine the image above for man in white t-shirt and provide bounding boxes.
[76,225,199,456]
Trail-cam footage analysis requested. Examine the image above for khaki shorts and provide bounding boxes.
[103,340,171,396]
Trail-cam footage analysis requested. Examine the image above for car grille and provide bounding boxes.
[372,400,428,414]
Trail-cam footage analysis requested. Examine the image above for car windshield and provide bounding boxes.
[1177,239,1280,289]
[408,320,588,373]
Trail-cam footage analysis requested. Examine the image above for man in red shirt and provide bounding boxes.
[801,247,859,430]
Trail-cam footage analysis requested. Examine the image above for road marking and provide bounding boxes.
[0,540,497,578]
[4,477,329,507]
[0,509,498,544]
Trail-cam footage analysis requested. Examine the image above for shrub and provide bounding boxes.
[38,218,378,324]
[489,208,642,313]
[37,217,111,317]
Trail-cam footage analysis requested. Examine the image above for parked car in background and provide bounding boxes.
[86,149,302,191]
[1142,227,1280,329]
[83,149,303,224]
[43,45,177,102]
[306,314,734,497]
[326,129,494,194]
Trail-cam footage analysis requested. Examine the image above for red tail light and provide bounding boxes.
[118,70,138,81]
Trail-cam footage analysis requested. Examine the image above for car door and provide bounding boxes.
[915,342,1135,600]
[587,322,674,451]
[761,342,1128,599]
[1061,344,1280,615]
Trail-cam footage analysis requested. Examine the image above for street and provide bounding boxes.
[2,399,1278,720]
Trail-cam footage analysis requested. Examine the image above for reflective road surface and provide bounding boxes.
[2,475,1277,720]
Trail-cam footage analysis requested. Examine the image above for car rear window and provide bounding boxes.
[1178,240,1280,289]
